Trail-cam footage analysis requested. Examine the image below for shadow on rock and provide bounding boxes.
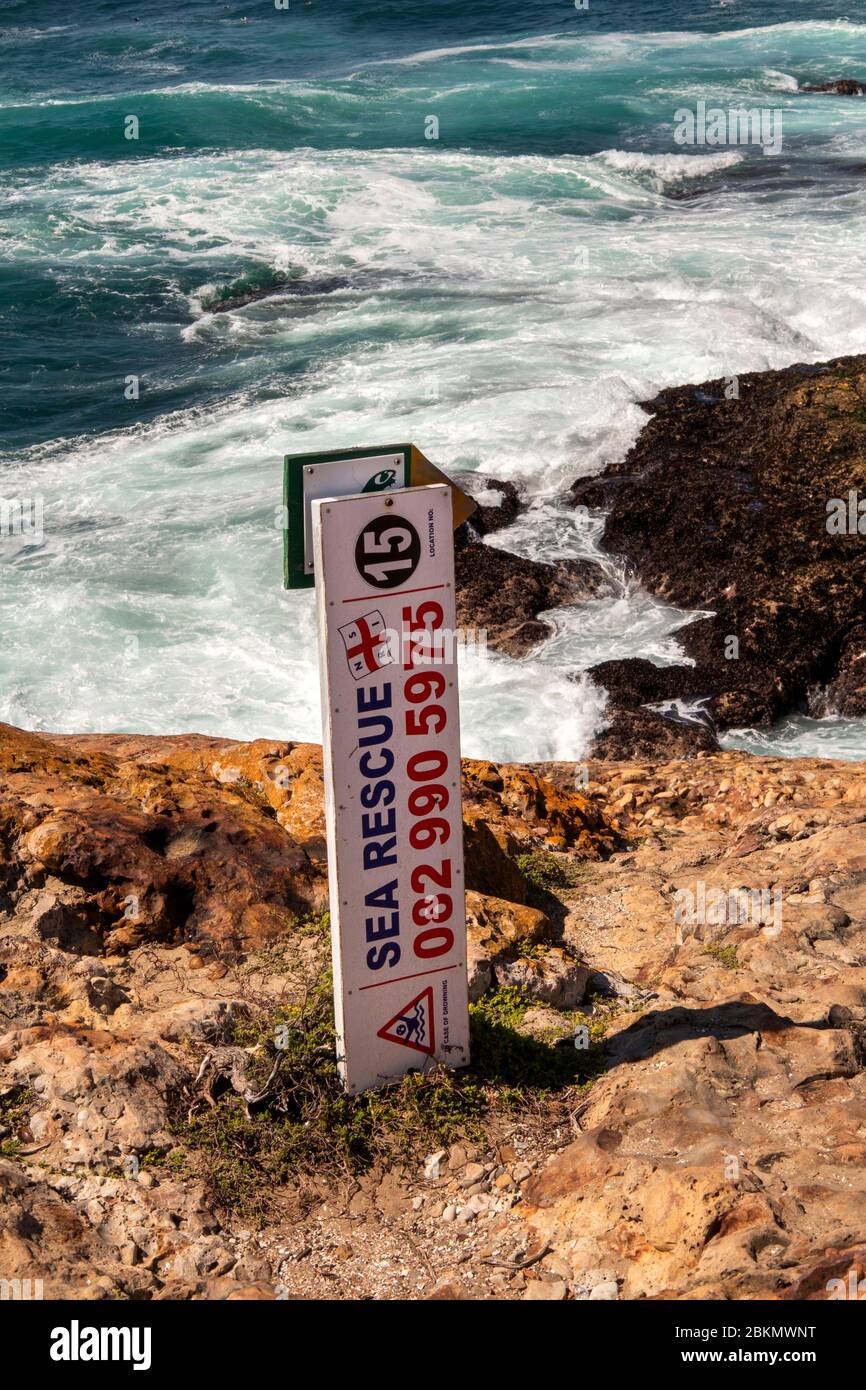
[606,1000,833,1066]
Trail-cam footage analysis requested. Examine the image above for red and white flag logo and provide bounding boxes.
[338,610,395,681]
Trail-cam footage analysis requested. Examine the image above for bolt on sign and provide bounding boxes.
[311,483,470,1093]
[283,442,476,589]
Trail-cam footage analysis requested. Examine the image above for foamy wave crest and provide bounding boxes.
[459,661,609,762]
[598,150,745,181]
[763,68,800,91]
[359,32,567,68]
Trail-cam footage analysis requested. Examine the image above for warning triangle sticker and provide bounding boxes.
[377,985,436,1055]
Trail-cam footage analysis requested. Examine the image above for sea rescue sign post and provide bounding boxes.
[312,483,470,1093]
[284,447,473,1094]
[312,484,469,1093]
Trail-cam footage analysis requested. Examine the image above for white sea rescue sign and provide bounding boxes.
[312,483,470,1094]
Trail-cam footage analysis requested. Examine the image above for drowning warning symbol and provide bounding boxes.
[377,985,436,1056]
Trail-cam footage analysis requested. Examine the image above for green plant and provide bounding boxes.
[705,942,739,970]
[515,851,591,904]
[172,959,484,1218]
[0,1085,33,1158]
[470,984,529,1030]
[172,967,604,1220]
[238,913,331,980]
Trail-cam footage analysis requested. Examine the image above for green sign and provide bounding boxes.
[283,445,412,590]
[283,442,477,590]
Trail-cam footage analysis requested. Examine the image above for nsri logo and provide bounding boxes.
[338,610,395,680]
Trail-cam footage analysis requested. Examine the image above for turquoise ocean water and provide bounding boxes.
[2,0,866,759]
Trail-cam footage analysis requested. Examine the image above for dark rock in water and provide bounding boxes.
[802,79,866,96]
[586,659,719,758]
[592,708,719,761]
[662,186,710,202]
[455,539,611,658]
[588,657,708,708]
[453,473,523,538]
[204,274,349,314]
[811,622,866,717]
[572,352,866,741]
[453,473,611,656]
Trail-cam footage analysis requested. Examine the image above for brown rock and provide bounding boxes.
[0,1159,154,1299]
[496,948,593,1009]
[455,537,611,657]
[0,724,325,955]
[3,722,866,1302]
[523,1278,568,1300]
[465,890,552,962]
[592,708,719,761]
[811,622,866,716]
[0,726,616,963]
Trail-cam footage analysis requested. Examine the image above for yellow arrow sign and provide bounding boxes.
[409,445,478,530]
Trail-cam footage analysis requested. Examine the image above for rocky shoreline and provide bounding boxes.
[4,353,866,1300]
[2,722,865,1300]
[574,352,866,747]
[453,352,866,760]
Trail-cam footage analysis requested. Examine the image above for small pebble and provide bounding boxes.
[524,1280,568,1301]
[460,1162,486,1187]
[424,1150,447,1181]
[589,1280,619,1301]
